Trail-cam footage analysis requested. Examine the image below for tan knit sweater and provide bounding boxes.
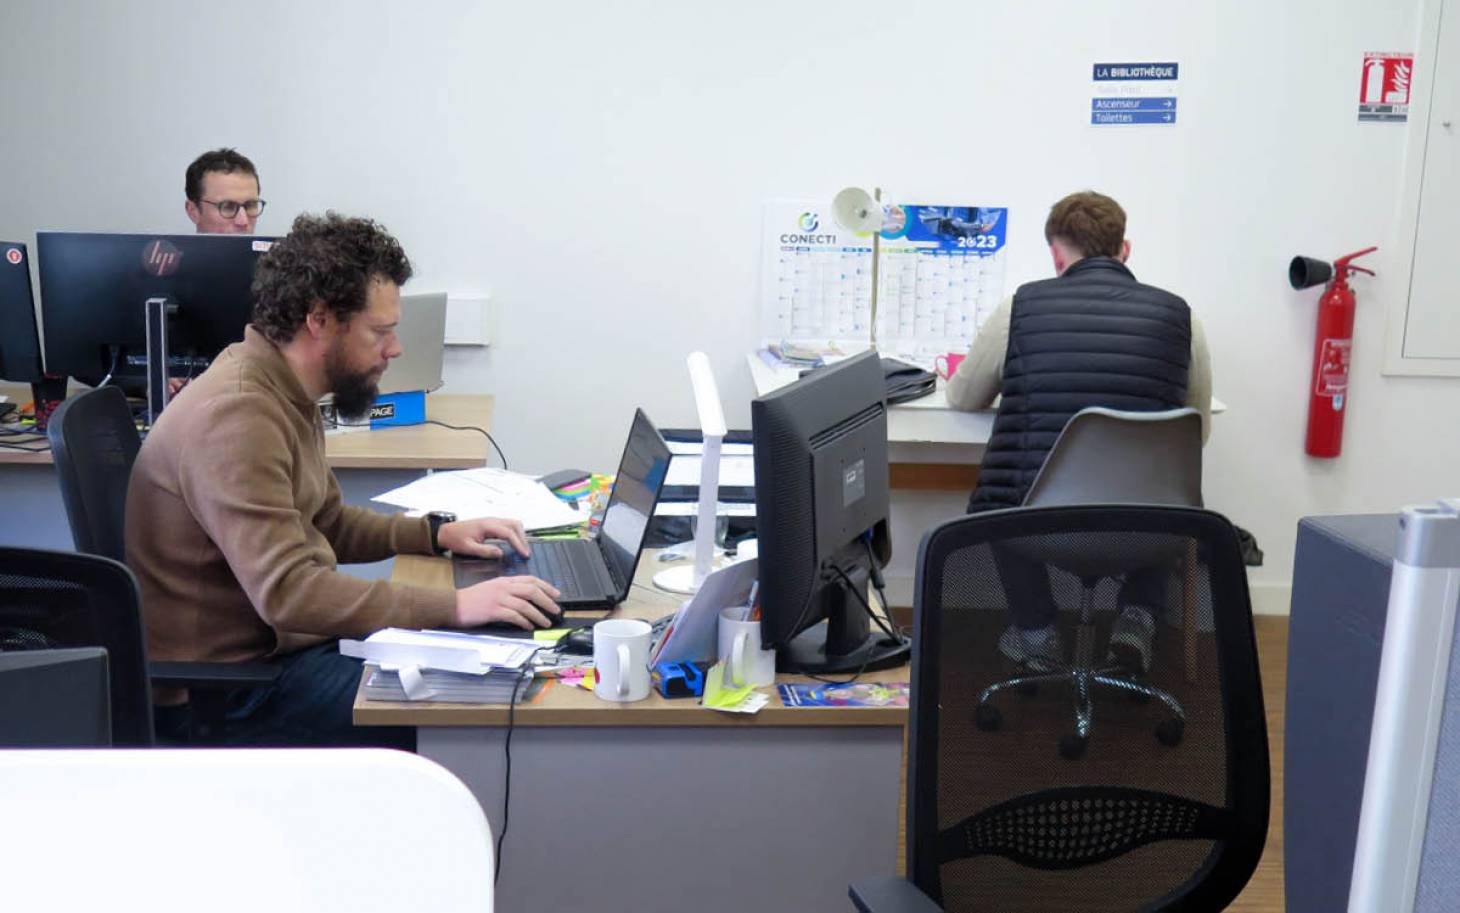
[125,326,456,677]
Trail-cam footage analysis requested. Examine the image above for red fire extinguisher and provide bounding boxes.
[1289,247,1376,458]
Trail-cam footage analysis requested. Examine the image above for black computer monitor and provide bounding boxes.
[752,349,910,674]
[0,647,112,747]
[36,231,275,396]
[0,241,44,383]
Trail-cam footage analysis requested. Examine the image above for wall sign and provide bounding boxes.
[1091,61,1178,126]
[1359,51,1413,123]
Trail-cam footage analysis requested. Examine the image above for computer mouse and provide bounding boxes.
[562,627,595,655]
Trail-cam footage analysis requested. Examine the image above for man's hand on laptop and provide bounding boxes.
[438,517,532,559]
[456,577,563,629]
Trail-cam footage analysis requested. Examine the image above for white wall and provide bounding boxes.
[1,0,1451,610]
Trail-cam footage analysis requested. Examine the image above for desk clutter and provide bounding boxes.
[344,558,905,713]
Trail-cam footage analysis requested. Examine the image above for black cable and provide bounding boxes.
[495,668,529,884]
[804,565,896,686]
[861,536,900,641]
[422,420,508,469]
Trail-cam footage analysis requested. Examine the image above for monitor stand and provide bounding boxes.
[143,296,175,426]
[780,565,910,675]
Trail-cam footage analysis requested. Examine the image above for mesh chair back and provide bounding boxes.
[908,506,1268,912]
[0,547,153,745]
[46,386,141,562]
[1024,408,1202,509]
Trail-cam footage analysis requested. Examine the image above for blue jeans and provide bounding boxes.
[154,641,415,750]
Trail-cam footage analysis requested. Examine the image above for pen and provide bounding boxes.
[742,581,760,621]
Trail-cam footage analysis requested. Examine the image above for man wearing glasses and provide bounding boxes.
[184,147,267,234]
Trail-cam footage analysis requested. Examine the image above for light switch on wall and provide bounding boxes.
[444,296,491,346]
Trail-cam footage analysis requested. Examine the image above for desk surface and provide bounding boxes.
[0,385,493,470]
[746,352,1226,451]
[353,552,910,728]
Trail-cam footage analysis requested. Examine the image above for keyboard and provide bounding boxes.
[499,539,598,600]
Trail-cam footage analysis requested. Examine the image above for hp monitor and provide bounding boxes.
[36,232,275,419]
[0,241,43,383]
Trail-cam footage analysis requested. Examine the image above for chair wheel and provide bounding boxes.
[1156,717,1185,746]
[1017,681,1039,698]
[975,704,1002,731]
[1058,734,1088,760]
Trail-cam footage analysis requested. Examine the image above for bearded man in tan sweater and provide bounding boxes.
[126,212,560,747]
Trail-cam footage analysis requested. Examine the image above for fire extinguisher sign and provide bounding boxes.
[1358,52,1412,123]
[1315,338,1351,399]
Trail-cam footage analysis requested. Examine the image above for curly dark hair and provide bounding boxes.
[185,148,259,202]
[250,212,413,344]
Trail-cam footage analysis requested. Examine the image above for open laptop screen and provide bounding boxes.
[599,408,671,592]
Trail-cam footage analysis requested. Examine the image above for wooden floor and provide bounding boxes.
[1228,614,1286,912]
[895,615,1288,911]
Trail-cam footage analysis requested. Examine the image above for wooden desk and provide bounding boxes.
[0,384,493,469]
[356,553,909,912]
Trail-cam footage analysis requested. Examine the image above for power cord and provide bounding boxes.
[495,667,530,884]
[422,420,508,469]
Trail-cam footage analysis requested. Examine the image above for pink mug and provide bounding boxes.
[934,352,965,380]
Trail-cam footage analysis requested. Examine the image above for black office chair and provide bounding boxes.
[851,505,1269,912]
[0,546,154,745]
[46,386,277,740]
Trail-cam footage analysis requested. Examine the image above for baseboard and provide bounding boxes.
[1248,580,1292,616]
[884,573,1294,616]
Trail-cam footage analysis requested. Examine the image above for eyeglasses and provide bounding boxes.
[199,198,267,218]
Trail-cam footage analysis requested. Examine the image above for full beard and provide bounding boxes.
[326,348,382,422]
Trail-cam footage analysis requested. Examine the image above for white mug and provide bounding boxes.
[717,607,777,688]
[593,618,652,702]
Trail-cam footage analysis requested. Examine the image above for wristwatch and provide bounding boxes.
[426,511,457,556]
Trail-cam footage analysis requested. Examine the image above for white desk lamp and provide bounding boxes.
[652,351,728,595]
[832,186,890,351]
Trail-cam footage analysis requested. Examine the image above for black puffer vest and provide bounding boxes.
[967,257,1191,513]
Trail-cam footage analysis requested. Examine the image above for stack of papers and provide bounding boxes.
[372,467,585,534]
[342,628,542,704]
[361,666,534,703]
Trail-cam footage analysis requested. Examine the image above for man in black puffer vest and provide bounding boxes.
[946,191,1212,673]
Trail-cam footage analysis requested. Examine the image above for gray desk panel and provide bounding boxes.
[1285,513,1399,913]
[422,724,903,913]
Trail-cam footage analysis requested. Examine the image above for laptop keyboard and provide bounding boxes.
[500,540,601,600]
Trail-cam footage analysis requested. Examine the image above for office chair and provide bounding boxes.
[46,386,277,740]
[977,407,1204,759]
[0,546,154,745]
[0,749,495,911]
[851,505,1268,912]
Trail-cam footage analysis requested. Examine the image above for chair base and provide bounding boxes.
[976,623,1186,759]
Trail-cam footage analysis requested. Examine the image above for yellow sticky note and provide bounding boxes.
[702,660,754,709]
[533,629,570,643]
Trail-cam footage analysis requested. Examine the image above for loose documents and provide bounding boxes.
[372,467,584,533]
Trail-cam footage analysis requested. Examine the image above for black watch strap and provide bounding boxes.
[427,511,456,555]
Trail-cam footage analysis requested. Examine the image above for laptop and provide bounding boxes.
[0,241,44,384]
[379,292,447,395]
[453,408,672,608]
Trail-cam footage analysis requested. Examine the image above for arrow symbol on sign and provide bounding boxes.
[1163,113,1172,121]
[1164,99,1173,108]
